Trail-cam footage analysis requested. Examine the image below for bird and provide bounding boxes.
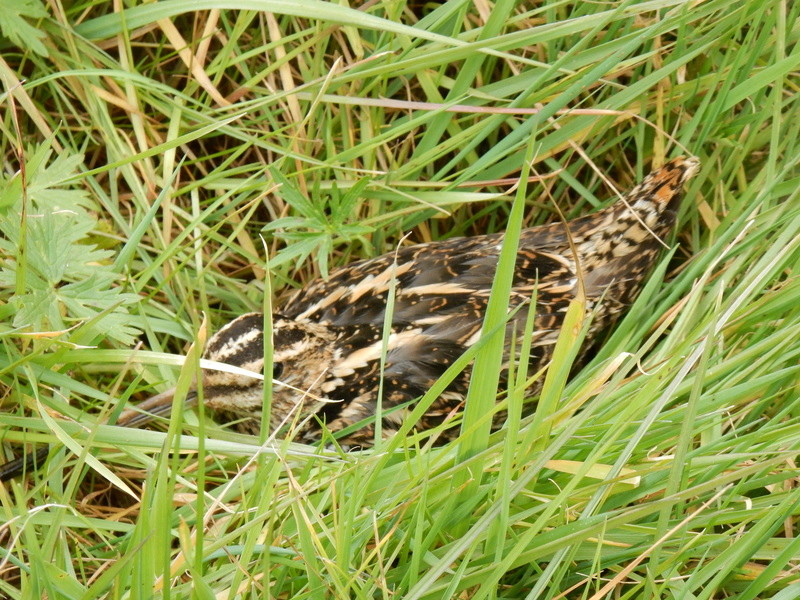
[128,155,700,442]
[0,156,699,479]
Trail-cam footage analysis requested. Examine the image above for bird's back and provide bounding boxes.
[284,157,699,341]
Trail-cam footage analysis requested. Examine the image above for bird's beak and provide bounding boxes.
[118,388,198,428]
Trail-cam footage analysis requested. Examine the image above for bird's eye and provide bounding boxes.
[272,362,284,380]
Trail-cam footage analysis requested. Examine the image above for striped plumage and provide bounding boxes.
[192,156,700,445]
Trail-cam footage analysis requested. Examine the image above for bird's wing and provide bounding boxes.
[282,231,578,330]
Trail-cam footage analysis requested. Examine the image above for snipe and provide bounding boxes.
[127,155,700,443]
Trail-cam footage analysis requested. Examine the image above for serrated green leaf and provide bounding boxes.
[0,0,49,57]
[0,144,139,345]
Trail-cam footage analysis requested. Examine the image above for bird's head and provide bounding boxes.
[201,313,340,434]
[120,313,340,436]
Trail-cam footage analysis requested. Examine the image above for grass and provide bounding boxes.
[1,0,799,598]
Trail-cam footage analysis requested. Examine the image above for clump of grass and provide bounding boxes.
[1,1,799,598]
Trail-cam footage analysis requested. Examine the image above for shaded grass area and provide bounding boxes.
[1,0,799,598]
